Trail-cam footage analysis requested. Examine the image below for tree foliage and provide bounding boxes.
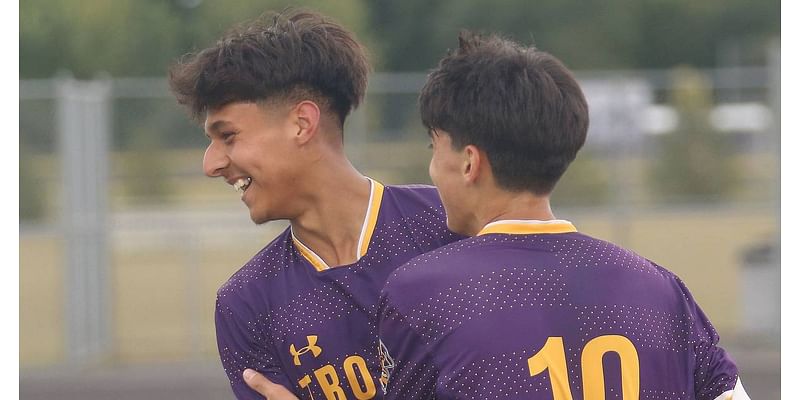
[21,0,778,79]
[368,0,778,71]
[649,67,738,201]
[20,0,370,79]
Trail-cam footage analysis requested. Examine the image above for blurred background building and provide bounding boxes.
[20,0,780,399]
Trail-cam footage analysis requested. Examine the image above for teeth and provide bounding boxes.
[233,177,252,193]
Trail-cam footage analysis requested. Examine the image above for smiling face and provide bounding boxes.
[203,101,304,224]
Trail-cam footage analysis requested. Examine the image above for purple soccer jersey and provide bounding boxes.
[378,219,745,400]
[215,179,462,400]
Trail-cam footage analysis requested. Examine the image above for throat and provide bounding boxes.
[291,177,383,270]
[292,228,363,269]
[315,242,361,267]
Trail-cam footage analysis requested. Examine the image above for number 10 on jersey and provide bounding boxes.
[527,335,640,400]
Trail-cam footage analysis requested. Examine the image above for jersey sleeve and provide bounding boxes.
[676,279,751,400]
[377,291,438,400]
[215,295,295,400]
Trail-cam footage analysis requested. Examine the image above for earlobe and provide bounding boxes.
[463,145,481,183]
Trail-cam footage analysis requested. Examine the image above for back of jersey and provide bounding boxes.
[379,223,745,400]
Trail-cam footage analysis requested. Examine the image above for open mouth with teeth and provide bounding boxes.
[233,177,252,195]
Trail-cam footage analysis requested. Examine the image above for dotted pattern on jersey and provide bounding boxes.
[388,356,438,400]
[441,351,550,399]
[403,266,569,345]
[694,343,739,400]
[216,187,459,300]
[265,206,459,340]
[269,284,364,338]
[216,301,282,388]
[214,186,459,400]
[391,233,661,283]
[576,304,691,353]
[641,388,690,400]
[216,235,296,299]
[545,235,658,275]
[349,209,455,274]
[383,231,739,400]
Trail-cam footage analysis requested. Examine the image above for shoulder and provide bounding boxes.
[382,184,442,211]
[551,232,672,275]
[216,227,294,305]
[379,184,464,247]
[381,236,477,302]
[563,233,697,303]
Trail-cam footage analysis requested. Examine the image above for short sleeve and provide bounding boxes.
[215,295,295,399]
[676,279,747,400]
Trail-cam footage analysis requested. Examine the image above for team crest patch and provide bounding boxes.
[378,339,395,394]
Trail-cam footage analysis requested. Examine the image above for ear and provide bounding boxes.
[462,144,483,184]
[292,100,321,145]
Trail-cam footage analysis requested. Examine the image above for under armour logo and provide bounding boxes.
[289,335,323,366]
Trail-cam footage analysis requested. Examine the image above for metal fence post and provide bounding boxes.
[57,77,112,363]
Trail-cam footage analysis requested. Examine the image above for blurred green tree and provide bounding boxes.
[368,0,778,71]
[20,0,371,79]
[21,0,778,78]
[551,154,611,207]
[649,67,738,201]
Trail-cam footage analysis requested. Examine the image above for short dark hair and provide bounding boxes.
[420,31,589,194]
[168,9,369,125]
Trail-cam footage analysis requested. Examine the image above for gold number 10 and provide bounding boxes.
[527,335,640,400]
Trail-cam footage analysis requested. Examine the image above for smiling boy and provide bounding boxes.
[168,10,461,399]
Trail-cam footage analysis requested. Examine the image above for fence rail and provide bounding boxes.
[20,60,780,368]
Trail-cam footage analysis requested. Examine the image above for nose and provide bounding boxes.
[202,142,229,177]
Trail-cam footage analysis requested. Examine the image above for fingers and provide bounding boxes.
[243,369,271,395]
[243,369,300,400]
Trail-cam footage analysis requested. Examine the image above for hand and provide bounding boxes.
[243,369,300,400]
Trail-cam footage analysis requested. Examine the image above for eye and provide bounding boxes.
[221,131,236,144]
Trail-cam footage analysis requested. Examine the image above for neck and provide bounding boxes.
[470,189,555,236]
[289,150,372,267]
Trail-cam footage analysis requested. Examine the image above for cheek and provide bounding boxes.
[428,152,448,185]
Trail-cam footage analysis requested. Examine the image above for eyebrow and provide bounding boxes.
[205,120,233,139]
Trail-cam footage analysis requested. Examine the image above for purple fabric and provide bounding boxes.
[214,185,462,400]
[379,232,740,400]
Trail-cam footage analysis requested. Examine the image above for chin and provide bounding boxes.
[249,209,274,225]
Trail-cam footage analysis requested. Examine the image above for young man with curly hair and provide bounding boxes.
[169,10,461,400]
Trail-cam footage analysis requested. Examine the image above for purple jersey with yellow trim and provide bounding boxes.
[215,179,462,400]
[378,219,746,400]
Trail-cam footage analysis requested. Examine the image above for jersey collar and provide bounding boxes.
[477,219,577,236]
[292,178,385,271]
